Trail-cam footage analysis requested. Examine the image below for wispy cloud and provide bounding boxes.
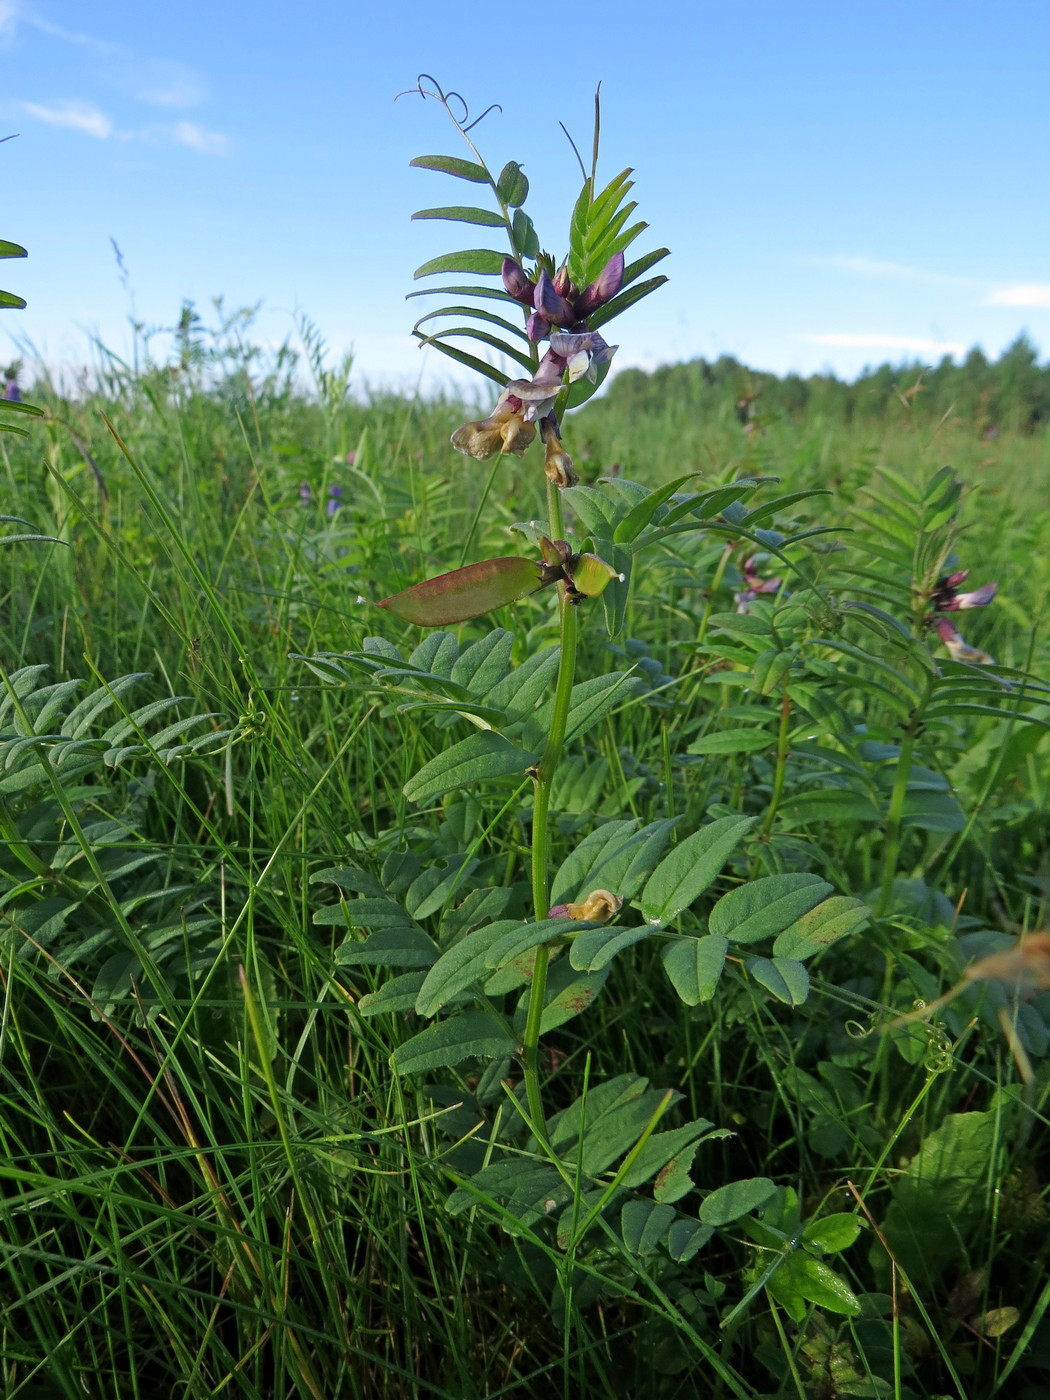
[810,254,977,289]
[803,333,968,356]
[984,284,1050,309]
[107,59,206,108]
[21,98,113,139]
[168,121,229,156]
[24,12,122,56]
[0,1,17,45]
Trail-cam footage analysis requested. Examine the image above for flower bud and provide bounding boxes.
[526,311,550,344]
[575,251,625,317]
[502,257,534,305]
[552,264,573,299]
[533,269,575,328]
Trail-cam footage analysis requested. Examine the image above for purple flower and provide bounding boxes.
[932,569,998,612]
[533,269,575,329]
[3,377,21,403]
[299,481,313,503]
[327,484,344,517]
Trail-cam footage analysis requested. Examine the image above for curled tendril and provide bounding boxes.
[402,75,502,135]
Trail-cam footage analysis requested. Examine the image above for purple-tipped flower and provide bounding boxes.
[932,569,998,612]
[552,264,574,299]
[575,251,625,317]
[327,484,343,517]
[548,329,618,384]
[734,554,782,613]
[501,257,534,306]
[3,375,21,403]
[533,269,576,328]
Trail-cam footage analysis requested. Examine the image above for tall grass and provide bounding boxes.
[0,326,1048,1398]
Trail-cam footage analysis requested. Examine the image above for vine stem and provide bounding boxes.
[521,476,576,1142]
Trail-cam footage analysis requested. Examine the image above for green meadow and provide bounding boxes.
[1,312,1048,1399]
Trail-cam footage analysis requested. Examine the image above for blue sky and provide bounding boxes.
[3,0,1049,394]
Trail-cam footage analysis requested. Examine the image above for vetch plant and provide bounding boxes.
[300,81,874,1333]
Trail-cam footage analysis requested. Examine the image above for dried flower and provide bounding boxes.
[548,888,623,922]
[932,616,994,666]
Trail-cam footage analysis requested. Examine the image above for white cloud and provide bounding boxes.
[0,2,17,45]
[108,58,205,108]
[21,99,113,139]
[984,284,1050,309]
[168,120,229,156]
[803,333,967,356]
[811,255,977,288]
[25,13,122,56]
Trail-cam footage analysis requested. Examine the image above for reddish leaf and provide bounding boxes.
[379,557,547,627]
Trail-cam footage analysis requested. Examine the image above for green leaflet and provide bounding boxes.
[640,816,755,925]
[403,732,538,805]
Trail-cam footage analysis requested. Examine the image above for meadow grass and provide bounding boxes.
[0,335,1049,1400]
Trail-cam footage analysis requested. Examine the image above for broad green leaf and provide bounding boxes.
[527,672,643,751]
[687,728,775,756]
[640,815,755,925]
[450,629,514,692]
[414,249,505,279]
[772,896,869,960]
[519,959,610,1034]
[550,819,639,906]
[512,207,539,258]
[699,1176,776,1226]
[380,556,546,627]
[710,874,833,946]
[446,1160,566,1223]
[314,897,416,931]
[411,205,505,226]
[660,934,728,1005]
[621,1200,676,1254]
[768,1252,861,1318]
[619,1121,714,1200]
[415,922,518,1016]
[484,643,559,719]
[358,971,427,1017]
[549,1075,675,1175]
[333,925,439,968]
[802,1213,862,1255]
[0,291,27,310]
[780,790,882,824]
[485,917,587,971]
[496,160,529,206]
[568,924,654,971]
[390,1010,516,1075]
[403,731,538,805]
[410,153,489,183]
[746,956,810,1005]
[666,1218,712,1262]
[0,241,28,258]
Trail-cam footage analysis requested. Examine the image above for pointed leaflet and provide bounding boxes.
[709,873,833,946]
[380,557,546,627]
[390,1010,517,1076]
[660,934,728,1005]
[640,816,756,925]
[403,731,538,805]
[496,161,529,206]
[410,334,510,388]
[746,956,810,1005]
[412,206,505,226]
[414,250,505,279]
[415,326,535,372]
[772,896,869,960]
[410,153,489,183]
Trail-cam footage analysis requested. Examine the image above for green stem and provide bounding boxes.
[522,480,578,1141]
[875,725,917,918]
[762,682,793,837]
